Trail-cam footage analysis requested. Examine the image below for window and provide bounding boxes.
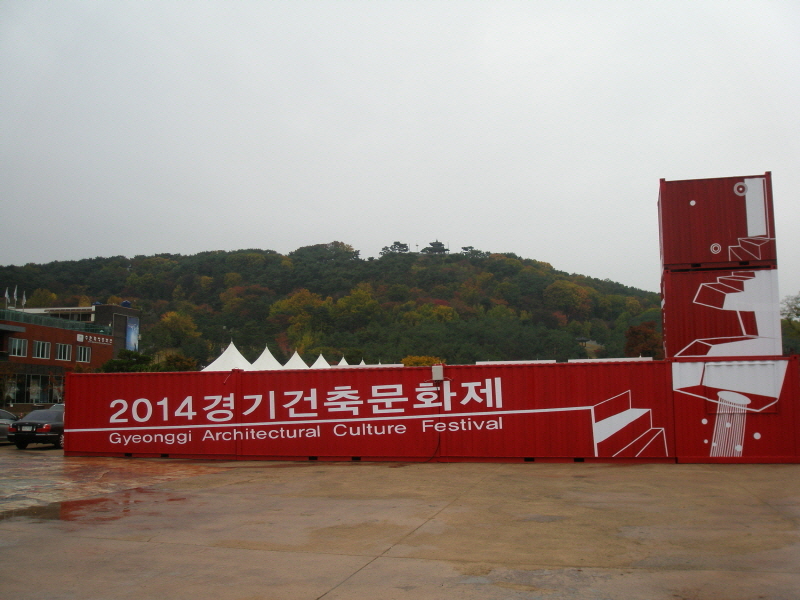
[33,341,51,359]
[56,343,72,361]
[9,338,27,357]
[76,345,91,363]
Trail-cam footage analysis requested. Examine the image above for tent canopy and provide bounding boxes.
[203,342,252,371]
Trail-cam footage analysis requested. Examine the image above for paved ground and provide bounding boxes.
[1,442,799,600]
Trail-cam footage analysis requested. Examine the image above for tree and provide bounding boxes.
[268,289,333,353]
[625,297,643,316]
[401,355,444,366]
[460,246,489,259]
[624,321,664,359]
[100,350,154,372]
[332,284,380,331]
[401,303,458,326]
[157,353,198,372]
[287,242,363,295]
[781,292,800,355]
[781,293,800,333]
[485,254,524,278]
[147,312,202,348]
[543,280,592,320]
[25,288,57,308]
[380,241,409,255]
[145,312,210,363]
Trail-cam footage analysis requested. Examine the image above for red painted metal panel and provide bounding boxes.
[672,356,800,462]
[64,371,241,458]
[64,361,677,461]
[438,362,674,459]
[64,367,448,460]
[659,173,776,269]
[233,368,441,459]
[661,268,782,359]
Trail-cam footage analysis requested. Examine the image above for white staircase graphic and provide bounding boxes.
[591,391,667,458]
[675,269,781,357]
[728,236,774,261]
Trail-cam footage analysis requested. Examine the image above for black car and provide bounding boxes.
[7,410,64,449]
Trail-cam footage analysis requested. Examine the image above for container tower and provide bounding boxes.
[659,173,792,460]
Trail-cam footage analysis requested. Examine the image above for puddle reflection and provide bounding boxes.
[0,488,187,523]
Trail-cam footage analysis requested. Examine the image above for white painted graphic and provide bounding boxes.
[673,360,788,457]
[675,269,782,357]
[729,177,772,260]
[591,390,667,458]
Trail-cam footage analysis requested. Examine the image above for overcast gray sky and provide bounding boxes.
[2,1,798,298]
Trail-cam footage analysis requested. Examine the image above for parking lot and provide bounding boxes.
[1,441,799,599]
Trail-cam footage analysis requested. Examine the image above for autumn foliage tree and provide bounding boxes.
[401,356,444,366]
[144,311,210,363]
[543,280,592,320]
[25,288,58,308]
[268,289,333,353]
[624,321,664,359]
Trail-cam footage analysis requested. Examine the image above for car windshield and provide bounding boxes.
[0,409,17,420]
[18,410,63,423]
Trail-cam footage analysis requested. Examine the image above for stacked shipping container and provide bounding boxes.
[659,173,795,462]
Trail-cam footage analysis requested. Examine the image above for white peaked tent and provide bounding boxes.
[337,356,349,366]
[251,345,283,371]
[203,342,252,371]
[310,354,331,369]
[284,351,309,369]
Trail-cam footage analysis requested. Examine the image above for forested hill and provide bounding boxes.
[1,241,661,367]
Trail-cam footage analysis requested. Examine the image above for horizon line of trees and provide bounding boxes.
[2,241,669,370]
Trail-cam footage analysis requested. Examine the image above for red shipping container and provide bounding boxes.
[659,173,776,269]
[64,362,676,462]
[661,268,781,359]
[671,356,799,462]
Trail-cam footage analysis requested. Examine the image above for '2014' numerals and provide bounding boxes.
[109,396,197,423]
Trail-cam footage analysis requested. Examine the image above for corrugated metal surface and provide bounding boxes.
[438,362,673,459]
[234,367,441,459]
[64,371,242,458]
[64,359,800,463]
[671,356,799,462]
[661,268,782,359]
[659,173,776,269]
[65,361,676,461]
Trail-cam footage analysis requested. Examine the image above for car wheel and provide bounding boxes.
[15,441,28,449]
[54,433,65,449]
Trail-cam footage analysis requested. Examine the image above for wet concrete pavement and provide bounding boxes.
[1,442,799,599]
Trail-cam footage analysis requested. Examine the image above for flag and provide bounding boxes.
[4,288,8,304]
[13,285,17,303]
[22,291,26,307]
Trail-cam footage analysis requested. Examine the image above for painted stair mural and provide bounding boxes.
[675,269,782,358]
[592,391,667,458]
